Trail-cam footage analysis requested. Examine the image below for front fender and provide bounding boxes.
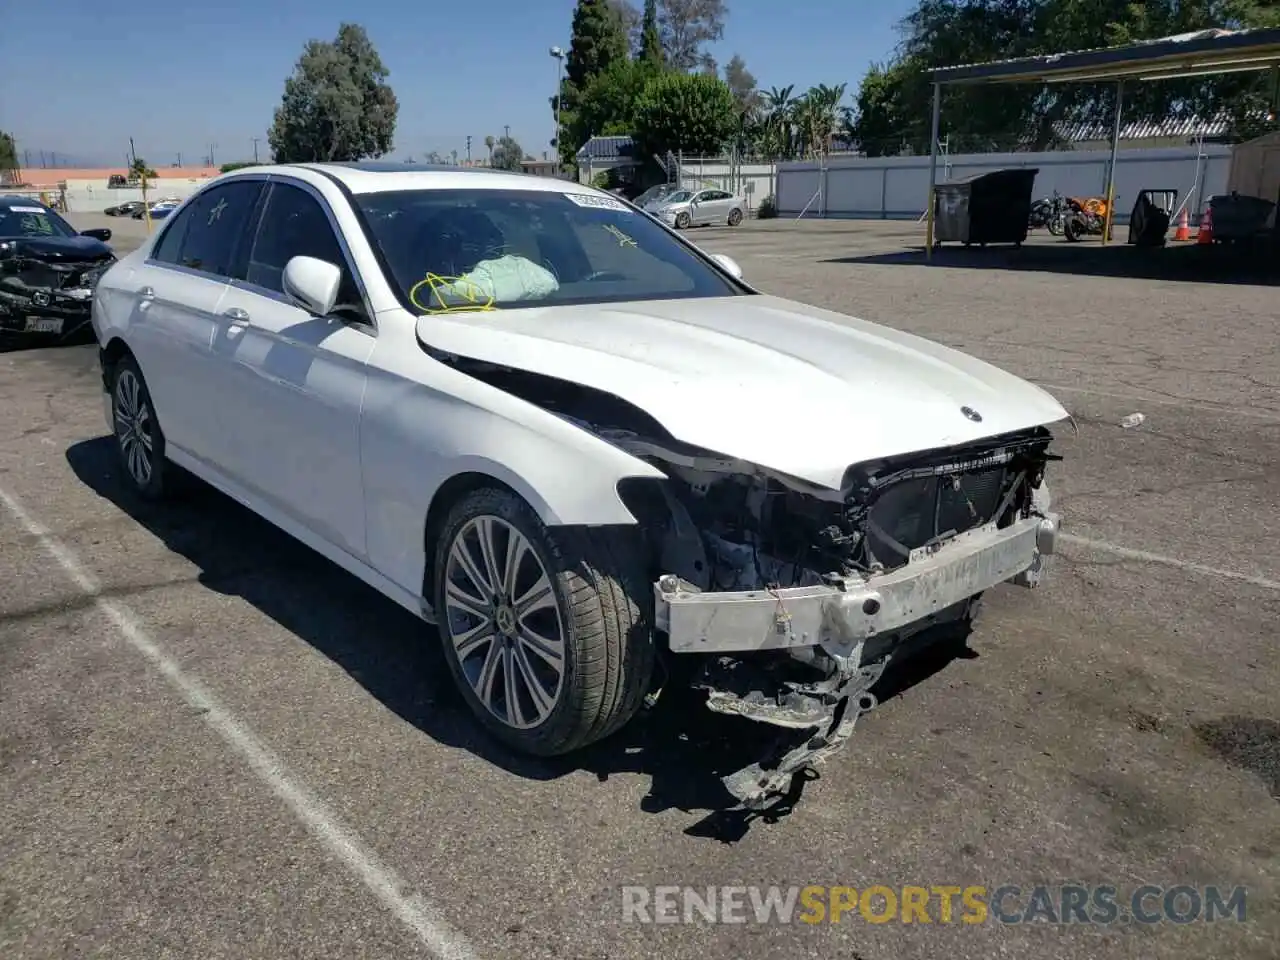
[358,359,668,598]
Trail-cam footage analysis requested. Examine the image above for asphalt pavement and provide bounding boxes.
[1,215,1276,959]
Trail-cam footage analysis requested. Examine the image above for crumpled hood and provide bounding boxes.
[0,235,114,262]
[415,294,1069,489]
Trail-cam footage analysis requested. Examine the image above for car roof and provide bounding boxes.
[0,196,51,210]
[237,161,598,197]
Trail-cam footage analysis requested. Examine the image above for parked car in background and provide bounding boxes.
[105,201,146,217]
[91,162,1066,808]
[0,196,115,343]
[644,188,745,228]
[132,200,180,220]
[631,183,677,210]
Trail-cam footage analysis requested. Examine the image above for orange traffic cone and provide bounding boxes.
[1174,207,1190,241]
[1197,206,1214,244]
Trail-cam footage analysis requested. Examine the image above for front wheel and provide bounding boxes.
[674,211,691,229]
[434,488,655,756]
[110,354,171,500]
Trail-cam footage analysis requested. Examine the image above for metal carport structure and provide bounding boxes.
[924,27,1280,257]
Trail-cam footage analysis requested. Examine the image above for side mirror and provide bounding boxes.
[283,255,342,316]
[81,228,112,242]
[710,253,743,280]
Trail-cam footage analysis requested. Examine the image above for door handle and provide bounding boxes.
[223,307,251,326]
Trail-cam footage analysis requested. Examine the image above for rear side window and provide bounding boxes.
[152,181,262,278]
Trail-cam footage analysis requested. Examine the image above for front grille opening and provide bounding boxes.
[865,466,1009,568]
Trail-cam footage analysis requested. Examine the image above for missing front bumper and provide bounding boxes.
[656,513,1058,659]
[664,511,1059,808]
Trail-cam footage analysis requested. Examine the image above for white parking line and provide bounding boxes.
[0,486,478,960]
[1061,532,1280,592]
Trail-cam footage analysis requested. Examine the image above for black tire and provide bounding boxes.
[109,353,170,500]
[433,487,655,757]
[1064,215,1082,242]
[727,208,743,226]
[675,211,691,229]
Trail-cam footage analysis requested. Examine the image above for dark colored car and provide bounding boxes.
[105,201,145,217]
[0,197,116,344]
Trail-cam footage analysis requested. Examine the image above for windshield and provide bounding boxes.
[662,191,693,204]
[0,203,77,239]
[355,188,745,314]
[633,185,673,206]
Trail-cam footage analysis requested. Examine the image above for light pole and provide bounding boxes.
[550,45,565,175]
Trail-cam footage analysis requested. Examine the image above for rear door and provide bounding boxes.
[125,178,264,462]
[689,190,716,226]
[705,190,733,223]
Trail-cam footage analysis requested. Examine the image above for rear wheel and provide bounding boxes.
[110,354,171,500]
[434,487,655,756]
[727,208,743,226]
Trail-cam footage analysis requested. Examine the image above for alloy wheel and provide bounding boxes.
[114,369,154,487]
[443,516,566,730]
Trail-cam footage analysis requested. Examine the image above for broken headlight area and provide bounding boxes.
[0,245,115,336]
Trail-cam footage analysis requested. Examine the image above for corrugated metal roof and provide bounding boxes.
[1054,112,1237,143]
[576,136,637,161]
[931,26,1280,85]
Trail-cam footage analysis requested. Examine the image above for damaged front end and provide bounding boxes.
[0,239,116,340]
[441,359,1064,809]
[619,424,1060,807]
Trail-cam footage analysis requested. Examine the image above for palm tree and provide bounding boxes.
[484,135,495,165]
[759,85,797,160]
[796,83,847,158]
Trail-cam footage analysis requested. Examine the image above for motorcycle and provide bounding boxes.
[1029,191,1069,236]
[1062,195,1112,242]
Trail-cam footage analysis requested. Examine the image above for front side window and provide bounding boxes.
[245,183,363,316]
[153,181,262,278]
[354,188,745,314]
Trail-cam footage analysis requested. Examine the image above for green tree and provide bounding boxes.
[491,136,525,171]
[130,157,158,180]
[572,57,662,148]
[484,135,495,163]
[0,131,18,180]
[633,71,737,158]
[609,0,642,51]
[658,0,727,72]
[555,0,632,170]
[722,55,759,154]
[853,0,1278,155]
[220,161,258,173]
[268,23,398,163]
[566,0,630,92]
[639,0,663,66]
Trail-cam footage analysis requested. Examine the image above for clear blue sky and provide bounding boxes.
[3,0,911,168]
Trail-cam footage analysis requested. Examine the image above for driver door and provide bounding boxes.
[210,179,374,558]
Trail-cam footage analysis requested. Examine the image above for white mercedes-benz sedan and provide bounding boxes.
[91,162,1067,806]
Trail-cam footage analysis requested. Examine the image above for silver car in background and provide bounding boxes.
[645,188,745,229]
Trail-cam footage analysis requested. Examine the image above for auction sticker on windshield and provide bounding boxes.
[564,193,631,212]
[8,206,47,214]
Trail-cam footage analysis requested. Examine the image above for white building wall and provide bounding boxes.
[776,146,1232,223]
[60,178,215,213]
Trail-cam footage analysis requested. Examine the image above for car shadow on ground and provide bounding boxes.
[67,436,974,840]
[824,238,1280,286]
